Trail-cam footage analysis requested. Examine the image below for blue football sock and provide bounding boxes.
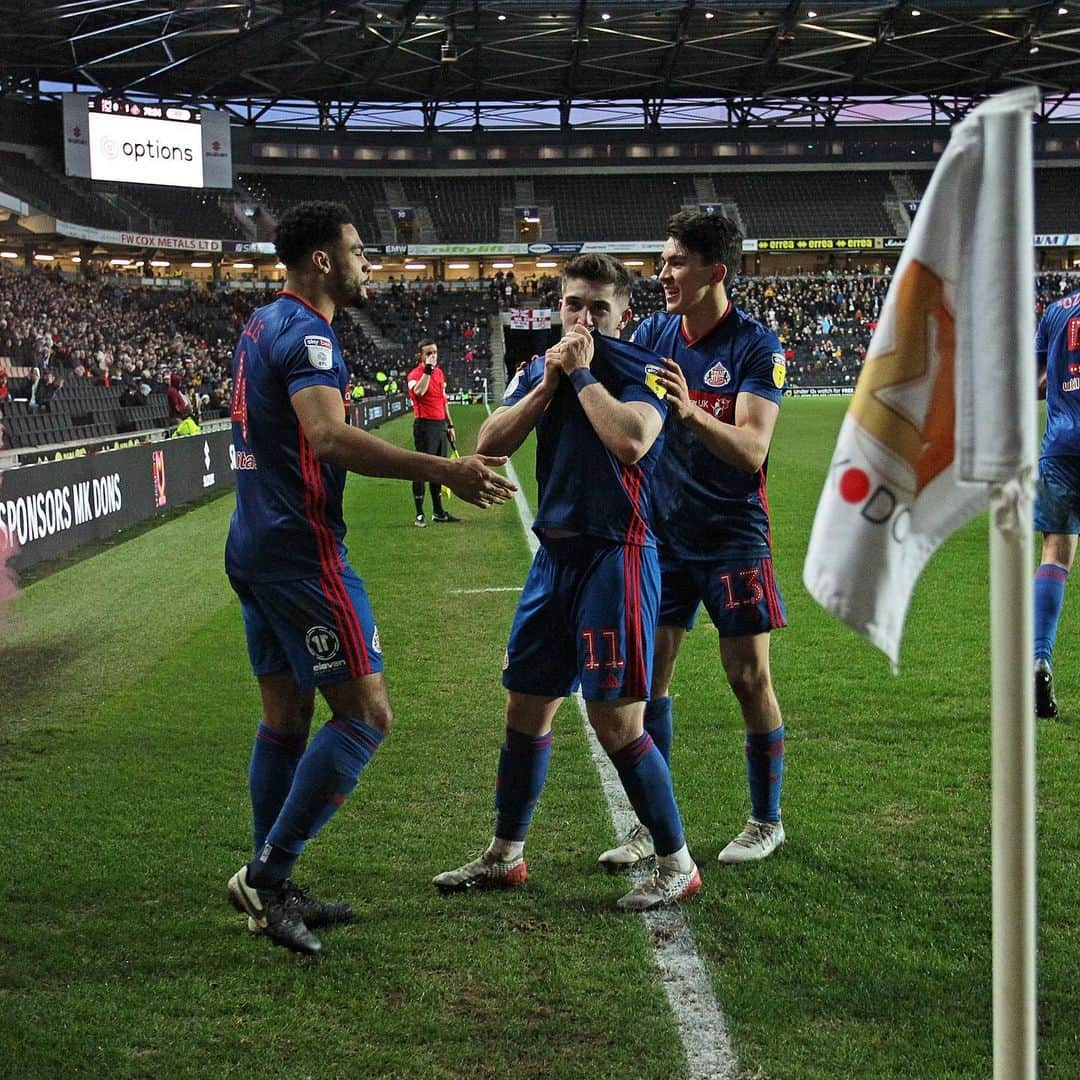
[494,727,553,842]
[1034,563,1069,666]
[746,726,785,823]
[609,732,685,857]
[254,714,384,885]
[248,723,306,856]
[643,696,673,766]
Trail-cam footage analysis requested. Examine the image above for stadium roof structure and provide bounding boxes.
[3,1,1080,130]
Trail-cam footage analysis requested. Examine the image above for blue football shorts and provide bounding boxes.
[659,551,787,637]
[503,535,659,702]
[229,565,383,689]
[1034,454,1080,535]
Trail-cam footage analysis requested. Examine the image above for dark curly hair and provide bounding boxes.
[562,253,633,305]
[274,201,354,269]
[666,209,742,286]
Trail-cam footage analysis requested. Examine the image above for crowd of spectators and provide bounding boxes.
[3,264,1080,452]
[365,279,496,397]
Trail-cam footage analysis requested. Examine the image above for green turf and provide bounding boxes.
[1,401,1076,1079]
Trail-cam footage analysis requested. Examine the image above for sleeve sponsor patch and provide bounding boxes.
[305,335,334,371]
[644,364,668,399]
[771,351,787,389]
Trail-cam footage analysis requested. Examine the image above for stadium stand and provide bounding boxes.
[107,184,246,240]
[904,166,1077,234]
[236,173,384,245]
[0,148,131,231]
[400,175,516,243]
[718,170,896,238]
[533,173,701,240]
[3,259,1079,450]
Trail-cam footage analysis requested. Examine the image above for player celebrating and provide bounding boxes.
[433,253,701,911]
[225,201,515,954]
[1032,282,1080,719]
[599,210,788,870]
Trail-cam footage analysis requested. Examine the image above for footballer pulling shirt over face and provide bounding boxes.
[503,332,669,546]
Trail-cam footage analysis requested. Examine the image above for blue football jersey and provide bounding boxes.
[1039,287,1080,458]
[632,306,784,561]
[225,292,350,582]
[502,332,668,546]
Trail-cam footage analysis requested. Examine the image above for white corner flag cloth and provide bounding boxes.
[803,86,1040,668]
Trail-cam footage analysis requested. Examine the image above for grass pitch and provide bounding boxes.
[1,400,1076,1079]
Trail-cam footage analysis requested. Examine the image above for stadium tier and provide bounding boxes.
[720,170,896,238]
[3,148,1077,244]
[0,148,130,232]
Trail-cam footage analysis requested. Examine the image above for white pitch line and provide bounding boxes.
[497,446,738,1080]
[448,586,523,594]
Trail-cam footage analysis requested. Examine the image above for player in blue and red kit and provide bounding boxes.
[225,202,515,954]
[433,253,701,911]
[599,210,789,870]
[1032,284,1080,719]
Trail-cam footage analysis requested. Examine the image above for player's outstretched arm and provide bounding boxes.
[291,384,516,507]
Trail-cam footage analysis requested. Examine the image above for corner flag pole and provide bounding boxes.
[980,89,1038,1080]
[989,481,1037,1080]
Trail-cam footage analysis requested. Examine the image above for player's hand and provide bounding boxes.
[446,454,518,508]
[653,357,695,422]
[551,323,595,373]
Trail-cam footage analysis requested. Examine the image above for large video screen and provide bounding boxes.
[63,94,232,189]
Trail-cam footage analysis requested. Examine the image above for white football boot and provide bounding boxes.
[717,817,785,864]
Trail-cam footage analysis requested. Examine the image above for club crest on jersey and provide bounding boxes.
[703,361,731,388]
[305,335,334,371]
[644,364,668,400]
[772,352,787,389]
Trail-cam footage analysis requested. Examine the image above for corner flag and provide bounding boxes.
[804,86,1041,1080]
[803,86,1039,668]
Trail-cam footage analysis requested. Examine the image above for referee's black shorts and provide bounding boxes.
[413,417,449,457]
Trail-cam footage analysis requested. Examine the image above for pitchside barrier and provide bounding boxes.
[0,394,407,572]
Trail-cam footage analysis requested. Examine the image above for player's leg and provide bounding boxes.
[430,426,459,522]
[1034,531,1077,717]
[697,554,787,863]
[412,419,428,524]
[250,670,315,855]
[1032,454,1080,717]
[597,556,698,869]
[578,542,699,910]
[432,691,561,892]
[716,631,786,863]
[228,568,386,953]
[434,542,574,892]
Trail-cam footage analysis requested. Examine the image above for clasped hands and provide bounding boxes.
[543,323,595,384]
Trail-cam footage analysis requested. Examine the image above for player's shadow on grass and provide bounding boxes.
[0,635,85,724]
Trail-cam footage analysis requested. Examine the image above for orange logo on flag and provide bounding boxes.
[849,260,956,495]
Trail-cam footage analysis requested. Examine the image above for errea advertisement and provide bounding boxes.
[87,108,204,187]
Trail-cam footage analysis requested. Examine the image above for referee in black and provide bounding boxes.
[406,339,459,526]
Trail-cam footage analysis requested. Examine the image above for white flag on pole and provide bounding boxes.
[803,86,1039,667]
